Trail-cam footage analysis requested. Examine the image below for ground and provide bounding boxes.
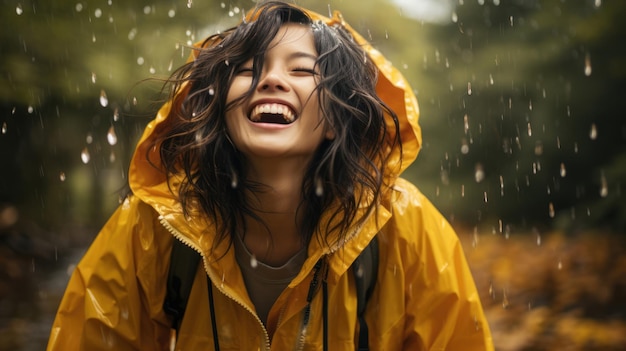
[462,228,626,351]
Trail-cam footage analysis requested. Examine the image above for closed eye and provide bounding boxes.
[236,67,254,76]
[292,67,317,76]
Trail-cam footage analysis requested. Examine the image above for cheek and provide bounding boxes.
[226,77,252,104]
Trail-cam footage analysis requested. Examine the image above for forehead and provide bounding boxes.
[268,23,316,52]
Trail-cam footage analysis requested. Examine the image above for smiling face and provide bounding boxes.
[225,23,334,165]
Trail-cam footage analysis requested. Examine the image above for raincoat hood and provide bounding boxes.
[129,6,421,205]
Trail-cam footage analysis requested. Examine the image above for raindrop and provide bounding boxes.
[489,74,494,85]
[149,66,155,74]
[59,172,66,182]
[250,255,258,268]
[16,4,23,15]
[451,12,458,23]
[187,0,192,8]
[475,164,485,183]
[113,108,120,121]
[315,178,324,197]
[483,191,488,203]
[91,72,97,83]
[109,151,116,163]
[493,0,500,5]
[589,123,597,140]
[532,162,540,174]
[128,28,137,40]
[527,123,532,137]
[143,6,151,15]
[467,82,472,95]
[94,8,102,18]
[355,264,364,278]
[461,141,469,154]
[107,126,118,145]
[224,60,229,66]
[86,133,93,144]
[137,56,145,65]
[440,169,450,185]
[1,122,7,134]
[99,90,108,107]
[168,9,176,18]
[599,173,608,197]
[194,129,204,143]
[499,175,504,196]
[595,0,601,7]
[502,288,509,308]
[463,114,469,134]
[27,106,34,113]
[208,86,215,96]
[120,306,129,320]
[534,140,543,155]
[230,172,238,189]
[548,202,556,218]
[75,3,83,12]
[557,260,562,270]
[509,16,514,26]
[81,147,90,164]
[584,53,592,76]
[536,233,541,246]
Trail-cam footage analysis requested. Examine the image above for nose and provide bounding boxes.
[258,71,289,92]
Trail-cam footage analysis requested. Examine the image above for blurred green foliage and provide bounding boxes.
[1,0,624,234]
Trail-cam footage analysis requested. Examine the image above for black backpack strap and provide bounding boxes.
[163,239,201,334]
[353,235,379,350]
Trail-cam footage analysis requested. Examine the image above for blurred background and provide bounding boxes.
[1,0,624,349]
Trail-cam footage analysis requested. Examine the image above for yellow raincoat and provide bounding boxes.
[47,6,493,351]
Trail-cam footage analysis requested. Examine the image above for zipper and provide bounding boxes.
[159,216,271,351]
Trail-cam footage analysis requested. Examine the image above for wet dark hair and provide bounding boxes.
[151,1,401,249]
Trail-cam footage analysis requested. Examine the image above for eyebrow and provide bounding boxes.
[288,51,318,61]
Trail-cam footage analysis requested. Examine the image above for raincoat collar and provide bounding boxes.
[128,5,421,282]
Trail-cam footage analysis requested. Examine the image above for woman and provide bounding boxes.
[47,2,493,350]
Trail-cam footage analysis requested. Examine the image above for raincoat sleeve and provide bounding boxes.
[385,179,493,350]
[47,196,173,351]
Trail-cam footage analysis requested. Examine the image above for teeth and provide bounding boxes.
[250,103,295,123]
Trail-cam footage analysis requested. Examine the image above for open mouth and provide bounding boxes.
[249,103,296,124]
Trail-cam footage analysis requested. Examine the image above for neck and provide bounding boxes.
[244,156,309,214]
[238,157,310,266]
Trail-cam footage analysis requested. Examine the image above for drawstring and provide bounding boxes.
[322,280,328,351]
[302,259,329,351]
[207,276,221,351]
